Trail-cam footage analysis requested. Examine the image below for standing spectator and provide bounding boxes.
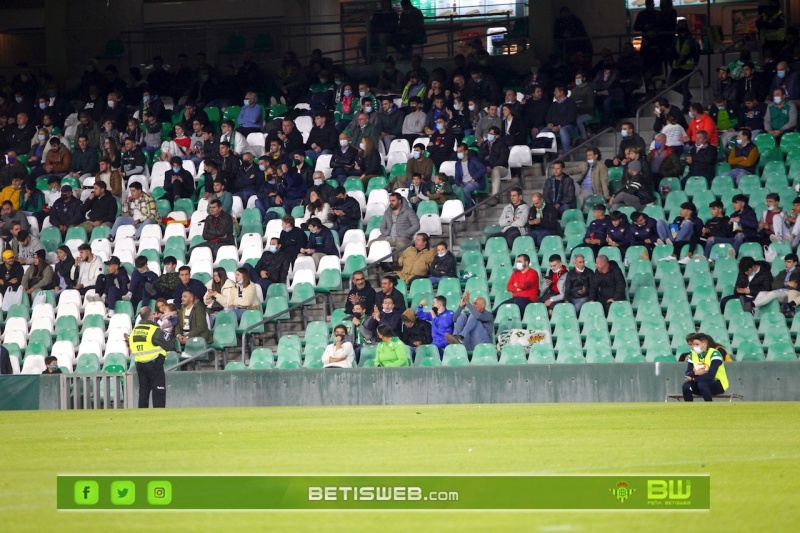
[765,88,797,141]
[725,128,759,185]
[684,131,718,187]
[322,325,356,369]
[589,255,626,314]
[479,126,510,205]
[395,232,436,284]
[428,241,456,285]
[527,192,560,247]
[720,256,772,313]
[523,86,551,139]
[661,115,688,154]
[499,254,539,312]
[553,6,592,57]
[563,254,593,313]
[494,187,529,248]
[543,160,576,214]
[377,193,420,250]
[453,143,486,209]
[391,0,425,60]
[416,296,454,356]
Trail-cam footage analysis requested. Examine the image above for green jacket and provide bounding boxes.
[179,302,212,343]
[375,337,410,367]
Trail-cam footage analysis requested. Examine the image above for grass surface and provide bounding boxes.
[2,403,799,532]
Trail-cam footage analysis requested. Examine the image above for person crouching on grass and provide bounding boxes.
[682,333,729,402]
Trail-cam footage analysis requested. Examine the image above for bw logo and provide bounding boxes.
[610,481,635,503]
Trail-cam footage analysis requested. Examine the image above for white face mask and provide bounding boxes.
[453,103,460,111]
[359,142,365,150]
[575,78,583,86]
[515,262,524,271]
[774,96,783,104]
[768,205,776,211]
[339,140,348,147]
[655,107,661,115]
[487,133,495,142]
[314,179,323,186]
[692,346,703,354]
[107,100,115,108]
[437,252,446,258]
[587,158,594,164]
[468,105,475,111]
[267,245,277,253]
[620,130,629,138]
[411,151,421,159]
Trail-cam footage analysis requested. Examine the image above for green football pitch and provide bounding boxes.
[2,403,799,532]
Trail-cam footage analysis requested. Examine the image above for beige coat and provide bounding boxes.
[396,246,436,283]
[566,160,611,199]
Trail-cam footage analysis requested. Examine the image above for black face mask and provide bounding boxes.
[352,312,362,319]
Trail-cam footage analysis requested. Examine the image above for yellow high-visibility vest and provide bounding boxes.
[129,323,167,363]
[691,347,728,391]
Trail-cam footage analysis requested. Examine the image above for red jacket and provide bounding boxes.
[506,268,539,302]
[686,113,718,147]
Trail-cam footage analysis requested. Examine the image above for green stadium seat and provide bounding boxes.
[442,344,469,366]
[342,255,367,279]
[499,344,527,365]
[414,344,441,366]
[302,346,325,368]
[225,361,247,370]
[470,343,498,365]
[754,132,777,152]
[528,343,556,364]
[585,346,614,363]
[767,341,797,361]
[74,353,101,373]
[556,347,585,363]
[276,350,302,369]
[359,346,376,367]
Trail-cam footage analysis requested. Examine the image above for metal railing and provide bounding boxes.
[635,68,705,132]
[60,373,134,410]
[545,127,617,178]
[167,347,220,371]
[448,182,519,250]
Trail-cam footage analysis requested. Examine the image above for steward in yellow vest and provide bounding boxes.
[683,333,729,401]
[128,307,174,408]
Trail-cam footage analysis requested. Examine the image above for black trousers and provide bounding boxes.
[136,355,166,408]
[682,378,725,401]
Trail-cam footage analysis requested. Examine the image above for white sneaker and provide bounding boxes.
[677,256,691,265]
[87,294,102,303]
[655,239,665,246]
[727,247,737,258]
[665,238,673,245]
[658,255,676,262]
[106,310,116,319]
[769,234,780,243]
[121,292,132,301]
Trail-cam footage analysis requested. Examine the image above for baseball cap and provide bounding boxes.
[2,250,15,260]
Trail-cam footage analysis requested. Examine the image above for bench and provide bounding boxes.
[665,393,744,402]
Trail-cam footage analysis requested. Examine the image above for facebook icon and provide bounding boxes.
[74,480,99,505]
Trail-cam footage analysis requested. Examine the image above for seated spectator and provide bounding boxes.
[110,181,159,240]
[155,301,178,337]
[401,97,427,143]
[297,188,331,228]
[563,254,593,313]
[610,160,653,211]
[427,116,456,170]
[527,192,560,247]
[427,172,457,205]
[121,137,147,181]
[445,291,493,351]
[128,256,158,310]
[758,193,787,245]
[309,170,336,205]
[375,274,406,311]
[737,93,766,138]
[275,162,306,213]
[236,92,263,136]
[329,186,362,241]
[605,211,633,258]
[219,119,249,156]
[392,143,432,191]
[499,254,539,313]
[322,325,356,368]
[95,158,123,199]
[454,143,486,209]
[416,296,454,356]
[330,132,359,185]
[230,268,259,319]
[493,186,529,248]
[15,229,44,265]
[657,201,704,264]
[543,160,576,214]
[0,249,23,295]
[684,103,719,147]
[400,308,433,352]
[396,232,436,284]
[278,215,307,263]
[20,249,52,295]
[203,267,236,320]
[710,66,737,107]
[233,150,258,206]
[606,122,647,169]
[573,146,610,206]
[345,270,376,315]
[247,237,290,295]
[428,241,456,285]
[163,155,195,205]
[173,266,208,308]
[0,175,23,210]
[176,289,213,345]
[0,150,28,188]
[583,204,610,254]
[406,173,430,211]
[52,245,75,293]
[765,88,797,141]
[377,193,420,250]
[306,111,338,163]
[0,199,30,244]
[299,217,339,269]
[725,128,759,185]
[377,57,405,94]
[374,324,409,367]
[701,200,732,252]
[704,194,759,258]
[401,71,427,107]
[648,133,682,180]
[208,178,233,214]
[42,355,62,375]
[196,199,235,257]
[361,296,403,345]
[539,255,569,315]
[141,113,162,156]
[90,256,129,317]
[71,243,103,295]
[270,119,304,155]
[684,130,717,187]
[756,253,800,312]
[151,256,180,301]
[479,126,510,205]
[68,135,99,177]
[541,86,578,152]
[41,137,72,178]
[354,136,382,186]
[201,159,232,201]
[78,181,116,233]
[522,85,550,139]
[630,211,659,255]
[708,95,738,147]
[782,198,800,247]
[20,180,46,226]
[571,71,596,141]
[589,255,626,314]
[720,256,772,313]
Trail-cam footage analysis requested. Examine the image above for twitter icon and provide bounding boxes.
[111,481,136,505]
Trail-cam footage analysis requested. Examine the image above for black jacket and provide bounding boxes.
[49,197,84,227]
[523,98,551,130]
[330,146,359,171]
[121,147,147,178]
[653,105,688,132]
[527,202,561,233]
[71,147,99,175]
[479,138,510,168]
[589,262,626,303]
[331,195,362,226]
[364,309,403,337]
[563,266,593,301]
[82,193,117,224]
[734,261,773,297]
[306,124,339,152]
[303,226,339,256]
[8,123,36,154]
[201,211,235,246]
[254,250,291,284]
[429,251,457,278]
[401,320,432,346]
[0,346,13,375]
[375,288,406,312]
[687,144,718,183]
[279,227,307,262]
[345,279,376,314]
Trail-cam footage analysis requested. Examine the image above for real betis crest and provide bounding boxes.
[610,481,635,503]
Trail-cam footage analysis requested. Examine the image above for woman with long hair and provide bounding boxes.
[354,135,382,185]
[120,117,144,147]
[203,267,236,325]
[21,249,54,295]
[102,136,121,168]
[231,268,259,319]
[299,187,332,227]
[53,245,75,294]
